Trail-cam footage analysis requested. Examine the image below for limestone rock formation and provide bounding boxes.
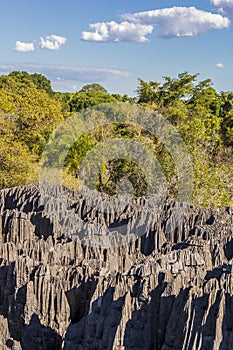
[0,184,232,349]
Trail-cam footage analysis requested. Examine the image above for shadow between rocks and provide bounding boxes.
[21,314,62,350]
[123,285,233,350]
[64,284,125,350]
[0,263,62,350]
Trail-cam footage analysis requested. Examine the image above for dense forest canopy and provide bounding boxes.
[0,70,232,208]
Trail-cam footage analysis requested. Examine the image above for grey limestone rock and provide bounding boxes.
[0,184,232,349]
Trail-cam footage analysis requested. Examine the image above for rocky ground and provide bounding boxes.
[0,184,232,350]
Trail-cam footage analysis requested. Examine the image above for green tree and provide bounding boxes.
[0,77,63,155]
[0,114,38,189]
[220,91,233,146]
[136,79,159,105]
[8,71,53,95]
[68,91,117,112]
[79,83,108,94]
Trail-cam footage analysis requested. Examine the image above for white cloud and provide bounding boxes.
[0,63,131,83]
[14,41,35,52]
[211,0,233,18]
[216,62,224,68]
[81,21,153,42]
[82,6,230,43]
[122,7,230,38]
[39,35,67,50]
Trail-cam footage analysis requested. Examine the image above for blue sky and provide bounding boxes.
[0,0,233,95]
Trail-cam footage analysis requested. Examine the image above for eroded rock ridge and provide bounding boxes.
[0,185,232,350]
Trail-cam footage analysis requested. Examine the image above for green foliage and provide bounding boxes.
[8,71,53,95]
[65,133,98,172]
[79,83,108,94]
[96,158,148,197]
[136,72,198,107]
[0,70,232,208]
[68,90,117,112]
[0,87,63,155]
[53,92,73,114]
[136,78,158,105]
[220,92,233,146]
[0,114,38,189]
[136,72,233,207]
